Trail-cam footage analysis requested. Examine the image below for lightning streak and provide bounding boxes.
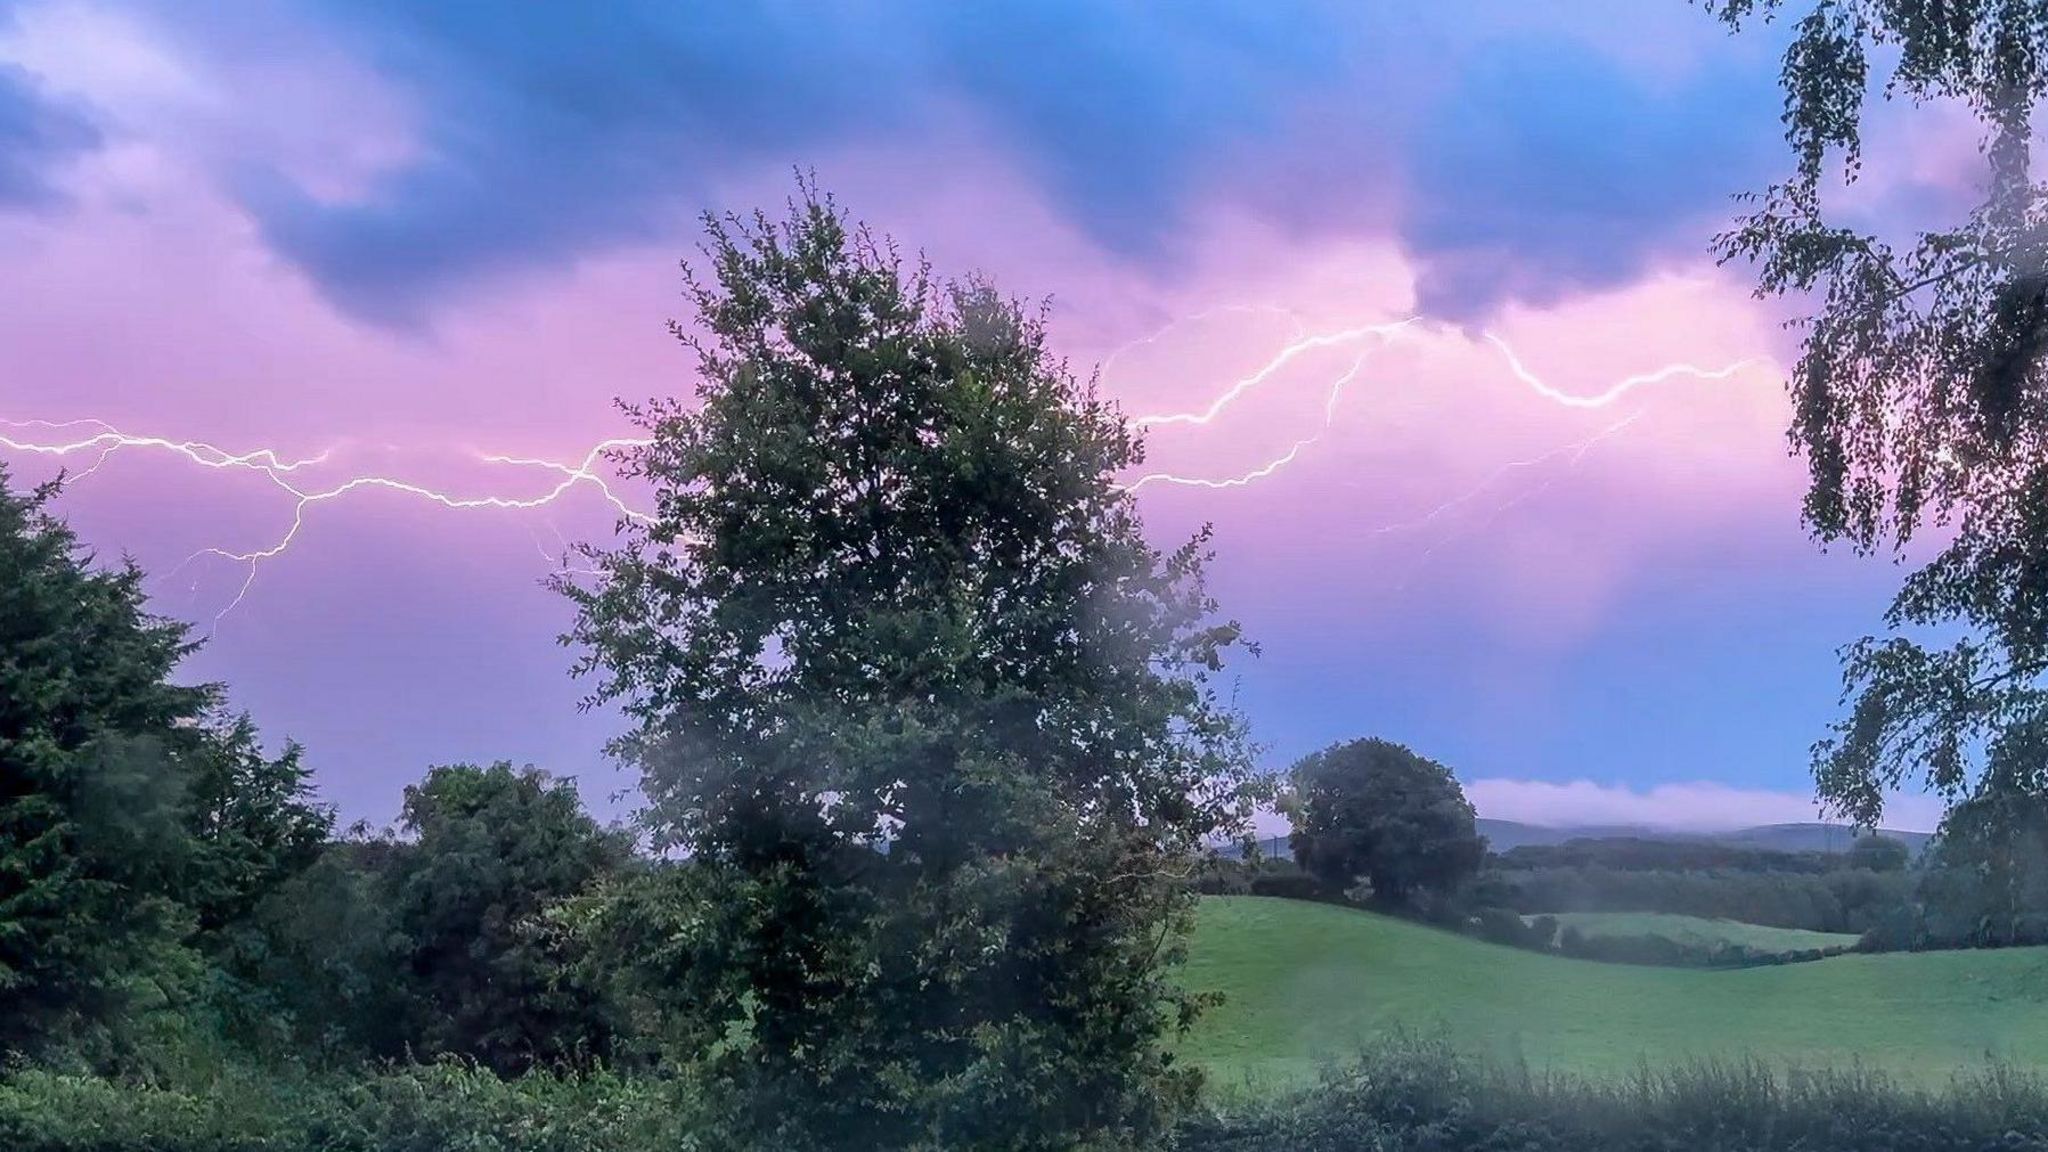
[1482,332,1762,408]
[190,437,655,622]
[0,313,1769,625]
[0,417,334,481]
[1,416,654,627]
[1116,314,1760,492]
[1122,347,1380,491]
[1131,317,1425,428]
[1368,412,1645,539]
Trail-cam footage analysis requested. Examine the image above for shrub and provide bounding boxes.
[1248,871,1336,903]
[0,1065,684,1152]
[1470,907,1555,951]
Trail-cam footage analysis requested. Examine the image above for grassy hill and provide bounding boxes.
[1536,911,1859,954]
[1180,896,2048,1086]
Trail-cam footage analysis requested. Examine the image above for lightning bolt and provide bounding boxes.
[1122,347,1381,491]
[1130,317,1426,429]
[1115,314,1762,492]
[0,417,334,480]
[0,311,1771,627]
[1368,412,1645,539]
[1,416,654,629]
[1482,333,1763,409]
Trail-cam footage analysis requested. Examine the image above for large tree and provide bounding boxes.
[0,471,204,1055]
[0,469,330,1060]
[1285,738,1485,911]
[1707,2,2048,824]
[558,184,1258,1150]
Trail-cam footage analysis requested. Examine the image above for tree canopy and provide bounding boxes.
[1706,1,2048,825]
[1285,738,1486,910]
[557,182,1259,1150]
[384,763,633,1073]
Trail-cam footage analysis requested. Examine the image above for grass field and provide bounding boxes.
[1533,911,1860,953]
[1180,896,2048,1086]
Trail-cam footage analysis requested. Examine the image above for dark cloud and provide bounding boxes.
[925,0,1349,258]
[147,2,1792,328]
[224,0,1352,326]
[1401,38,1782,322]
[0,63,101,211]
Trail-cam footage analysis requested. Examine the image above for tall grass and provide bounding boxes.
[1177,1035,2048,1151]
[9,1040,2048,1151]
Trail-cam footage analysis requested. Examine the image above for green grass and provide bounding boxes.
[1180,896,2048,1087]
[1533,911,1860,953]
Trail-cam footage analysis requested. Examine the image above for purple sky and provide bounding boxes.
[0,1,1984,831]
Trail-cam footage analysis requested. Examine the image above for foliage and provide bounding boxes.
[555,182,1258,1149]
[1285,738,1485,910]
[1846,832,1911,873]
[1471,906,1557,951]
[1487,863,1910,934]
[1482,834,1915,934]
[1550,922,1848,969]
[1706,0,2048,825]
[15,1046,2048,1152]
[233,835,415,1062]
[1866,787,2048,951]
[383,763,634,1074]
[0,1063,685,1152]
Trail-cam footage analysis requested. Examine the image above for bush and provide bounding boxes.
[1470,907,1555,951]
[0,1065,684,1152]
[1248,871,1336,903]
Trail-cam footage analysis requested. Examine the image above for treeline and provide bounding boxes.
[1476,863,1912,937]
[0,465,660,1075]
[1490,835,1911,876]
[1862,787,2048,952]
[1196,835,1913,959]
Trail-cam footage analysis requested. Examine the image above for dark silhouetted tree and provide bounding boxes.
[1285,738,1485,911]
[0,469,213,1057]
[1846,833,1910,874]
[1916,787,2048,947]
[0,469,334,1061]
[386,762,632,1074]
[556,182,1258,1150]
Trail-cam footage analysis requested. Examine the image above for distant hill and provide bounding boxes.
[1475,818,1932,856]
[1220,820,1932,861]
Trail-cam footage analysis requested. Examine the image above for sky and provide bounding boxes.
[0,1,1986,832]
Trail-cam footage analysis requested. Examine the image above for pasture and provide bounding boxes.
[1181,896,2048,1086]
